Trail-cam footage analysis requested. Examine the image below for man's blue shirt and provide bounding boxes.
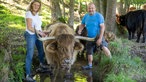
[81,12,104,38]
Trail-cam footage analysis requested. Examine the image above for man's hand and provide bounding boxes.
[78,30,82,35]
[96,38,102,46]
[77,24,84,35]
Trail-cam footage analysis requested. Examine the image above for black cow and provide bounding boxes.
[117,10,146,43]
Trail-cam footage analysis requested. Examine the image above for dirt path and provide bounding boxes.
[130,42,146,63]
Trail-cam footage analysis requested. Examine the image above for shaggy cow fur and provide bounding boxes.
[43,23,84,73]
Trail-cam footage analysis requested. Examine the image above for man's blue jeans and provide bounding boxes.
[24,31,45,75]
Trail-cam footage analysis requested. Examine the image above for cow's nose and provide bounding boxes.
[64,59,71,64]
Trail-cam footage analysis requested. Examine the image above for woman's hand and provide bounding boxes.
[38,31,47,37]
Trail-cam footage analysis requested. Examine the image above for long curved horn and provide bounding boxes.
[38,37,55,41]
[75,36,95,41]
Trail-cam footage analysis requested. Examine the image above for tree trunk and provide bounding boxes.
[105,0,117,32]
[68,0,74,28]
[93,0,107,18]
[50,0,62,22]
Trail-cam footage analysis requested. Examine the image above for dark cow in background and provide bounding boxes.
[117,10,146,43]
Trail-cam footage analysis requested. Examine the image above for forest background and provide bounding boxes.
[0,0,146,82]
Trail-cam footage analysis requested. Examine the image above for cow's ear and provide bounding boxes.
[74,42,84,51]
[46,41,57,53]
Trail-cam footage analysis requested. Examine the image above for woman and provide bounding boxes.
[24,0,46,81]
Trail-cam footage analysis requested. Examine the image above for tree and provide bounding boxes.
[93,0,117,33]
[68,0,75,28]
[93,0,107,18]
[105,0,117,32]
[50,0,62,22]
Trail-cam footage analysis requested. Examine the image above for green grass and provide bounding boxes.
[95,38,146,82]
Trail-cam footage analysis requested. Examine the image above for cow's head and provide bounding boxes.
[35,23,94,71]
[116,14,126,26]
[38,35,94,71]
[46,34,84,70]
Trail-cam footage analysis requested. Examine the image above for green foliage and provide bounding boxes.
[0,14,25,28]
[14,62,25,82]
[91,38,146,82]
[0,4,26,82]
[58,17,67,23]
[0,5,11,14]
[105,72,136,82]
[9,55,25,82]
[102,38,146,82]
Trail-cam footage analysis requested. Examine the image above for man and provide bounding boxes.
[78,2,112,70]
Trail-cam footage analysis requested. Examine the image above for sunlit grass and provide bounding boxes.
[8,24,25,29]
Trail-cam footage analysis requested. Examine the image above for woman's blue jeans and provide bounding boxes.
[24,31,45,75]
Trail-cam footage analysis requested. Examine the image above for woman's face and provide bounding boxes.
[32,2,40,12]
[88,4,96,15]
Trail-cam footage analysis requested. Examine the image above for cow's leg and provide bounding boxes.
[131,26,136,39]
[142,27,146,43]
[142,19,146,43]
[128,30,132,40]
[142,32,145,43]
[136,28,142,43]
[132,32,135,39]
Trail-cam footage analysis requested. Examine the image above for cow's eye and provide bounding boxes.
[57,45,61,49]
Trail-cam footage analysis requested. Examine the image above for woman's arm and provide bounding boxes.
[26,18,46,37]
[26,18,35,33]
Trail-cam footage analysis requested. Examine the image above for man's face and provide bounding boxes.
[87,4,96,15]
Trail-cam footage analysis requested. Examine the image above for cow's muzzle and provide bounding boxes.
[61,58,72,70]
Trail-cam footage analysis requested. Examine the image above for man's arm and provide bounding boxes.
[99,23,105,39]
[96,23,105,45]
[78,24,85,35]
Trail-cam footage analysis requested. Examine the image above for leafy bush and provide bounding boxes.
[0,5,11,14]
[103,39,146,82]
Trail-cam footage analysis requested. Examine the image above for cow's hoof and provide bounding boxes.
[36,67,52,74]
[142,40,145,43]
